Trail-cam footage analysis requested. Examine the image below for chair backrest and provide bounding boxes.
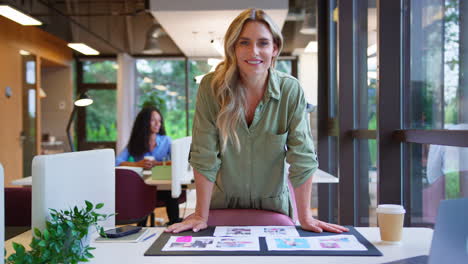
[1,163,4,264]
[207,209,295,226]
[115,168,156,224]
[207,179,298,226]
[171,136,193,198]
[5,187,31,226]
[32,149,116,231]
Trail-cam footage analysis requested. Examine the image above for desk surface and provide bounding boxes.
[6,227,432,264]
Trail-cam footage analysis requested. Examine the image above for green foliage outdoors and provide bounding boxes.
[81,60,118,142]
[6,201,111,264]
[137,59,188,139]
[85,90,117,142]
[80,58,294,142]
[445,171,460,199]
[82,61,117,83]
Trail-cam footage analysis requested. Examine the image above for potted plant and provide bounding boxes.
[6,200,111,264]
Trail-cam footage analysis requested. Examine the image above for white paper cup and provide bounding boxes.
[376,204,406,244]
[143,156,154,175]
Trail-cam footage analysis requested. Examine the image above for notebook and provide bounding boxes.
[383,197,468,264]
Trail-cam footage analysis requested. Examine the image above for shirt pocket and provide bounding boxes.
[266,131,288,145]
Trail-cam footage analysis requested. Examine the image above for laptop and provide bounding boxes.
[383,197,468,264]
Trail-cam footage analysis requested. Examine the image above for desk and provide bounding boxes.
[10,169,338,187]
[6,227,432,264]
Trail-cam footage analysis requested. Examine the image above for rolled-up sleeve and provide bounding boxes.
[189,75,221,182]
[115,148,130,166]
[285,82,318,188]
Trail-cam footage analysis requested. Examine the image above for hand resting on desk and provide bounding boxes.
[165,213,207,233]
[299,216,349,233]
[165,213,349,234]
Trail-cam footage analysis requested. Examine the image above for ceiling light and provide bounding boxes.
[19,49,30,55]
[67,43,99,55]
[211,38,224,57]
[194,75,205,84]
[74,92,93,107]
[39,87,47,98]
[0,5,42,26]
[304,41,318,53]
[143,24,163,54]
[300,11,317,35]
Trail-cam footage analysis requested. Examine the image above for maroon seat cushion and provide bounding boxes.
[5,187,32,226]
[207,209,295,226]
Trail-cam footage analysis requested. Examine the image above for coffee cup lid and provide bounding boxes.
[376,204,406,214]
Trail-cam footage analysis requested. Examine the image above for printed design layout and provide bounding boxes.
[213,226,300,237]
[273,238,311,249]
[226,227,251,236]
[266,235,367,251]
[162,236,260,251]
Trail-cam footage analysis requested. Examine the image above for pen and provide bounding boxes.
[142,232,156,242]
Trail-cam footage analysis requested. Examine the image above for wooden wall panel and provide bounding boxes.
[0,16,73,186]
[0,40,23,186]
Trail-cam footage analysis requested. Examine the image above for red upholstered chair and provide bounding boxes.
[115,168,157,227]
[5,187,32,227]
[207,180,298,226]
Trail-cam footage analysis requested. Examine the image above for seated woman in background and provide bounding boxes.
[116,106,183,225]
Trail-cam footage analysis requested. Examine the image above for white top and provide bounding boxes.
[5,227,433,264]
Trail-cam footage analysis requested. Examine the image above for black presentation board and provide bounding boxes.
[144,226,383,257]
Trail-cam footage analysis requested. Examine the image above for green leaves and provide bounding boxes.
[6,201,110,264]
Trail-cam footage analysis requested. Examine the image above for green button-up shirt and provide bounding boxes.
[189,68,318,217]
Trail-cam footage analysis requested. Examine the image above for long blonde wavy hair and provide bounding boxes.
[211,8,283,152]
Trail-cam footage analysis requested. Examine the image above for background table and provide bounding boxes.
[10,169,338,187]
[6,227,432,264]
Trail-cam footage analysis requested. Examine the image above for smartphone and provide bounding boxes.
[102,225,142,238]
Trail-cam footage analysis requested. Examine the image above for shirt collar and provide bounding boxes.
[265,68,281,101]
[155,134,162,146]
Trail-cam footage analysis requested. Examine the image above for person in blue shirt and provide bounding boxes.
[116,106,183,225]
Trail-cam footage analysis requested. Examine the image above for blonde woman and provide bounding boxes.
[166,8,348,234]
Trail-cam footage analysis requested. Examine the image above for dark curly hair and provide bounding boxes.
[127,107,166,158]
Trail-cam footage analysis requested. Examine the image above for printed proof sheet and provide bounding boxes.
[266,235,367,251]
[162,236,260,251]
[213,226,300,237]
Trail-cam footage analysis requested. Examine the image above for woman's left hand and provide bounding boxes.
[299,216,349,233]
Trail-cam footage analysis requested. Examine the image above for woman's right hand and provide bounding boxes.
[134,159,153,169]
[164,213,207,233]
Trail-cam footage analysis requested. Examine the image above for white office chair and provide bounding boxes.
[171,136,193,198]
[31,149,116,232]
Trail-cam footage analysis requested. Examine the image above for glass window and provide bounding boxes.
[82,60,117,83]
[188,60,211,134]
[275,59,292,75]
[85,89,117,142]
[136,59,187,139]
[409,0,467,129]
[410,142,468,226]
